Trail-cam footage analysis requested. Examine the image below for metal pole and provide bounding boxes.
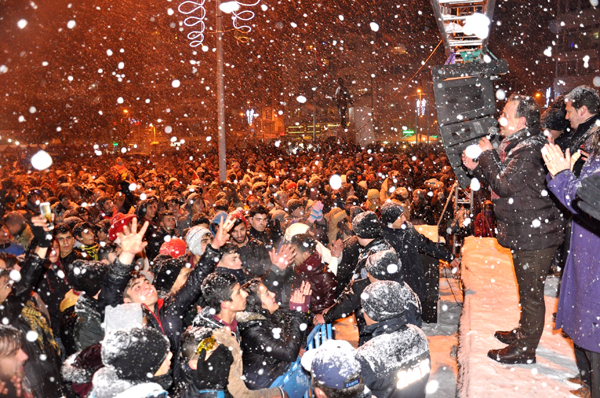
[312,89,316,142]
[216,0,226,181]
[415,96,419,144]
[426,95,430,144]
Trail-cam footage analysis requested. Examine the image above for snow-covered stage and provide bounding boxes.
[458,236,577,397]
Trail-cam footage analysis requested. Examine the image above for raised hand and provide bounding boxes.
[211,215,236,249]
[269,244,296,271]
[117,218,149,264]
[290,281,312,304]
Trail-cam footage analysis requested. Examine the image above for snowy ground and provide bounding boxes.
[457,236,577,398]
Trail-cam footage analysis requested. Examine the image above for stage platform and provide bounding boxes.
[458,236,577,397]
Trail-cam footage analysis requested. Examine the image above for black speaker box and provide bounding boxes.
[439,117,498,188]
[433,76,496,126]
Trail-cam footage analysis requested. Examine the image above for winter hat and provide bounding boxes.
[67,259,109,296]
[108,213,136,242]
[287,199,303,214]
[284,223,310,242]
[159,237,187,258]
[64,216,84,231]
[352,211,382,239]
[210,211,228,235]
[541,107,570,132]
[361,280,406,322]
[186,226,213,256]
[101,327,170,381]
[151,254,187,293]
[380,201,405,225]
[364,249,401,281]
[230,209,248,228]
[301,340,362,390]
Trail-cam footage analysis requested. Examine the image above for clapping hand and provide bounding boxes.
[542,143,572,177]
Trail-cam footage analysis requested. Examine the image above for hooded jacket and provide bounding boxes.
[381,224,453,303]
[89,366,167,398]
[357,319,430,398]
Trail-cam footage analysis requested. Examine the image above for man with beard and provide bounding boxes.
[0,325,30,397]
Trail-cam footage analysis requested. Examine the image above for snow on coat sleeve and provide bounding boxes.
[477,144,540,197]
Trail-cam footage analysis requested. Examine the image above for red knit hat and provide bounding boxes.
[159,238,187,258]
[108,213,136,242]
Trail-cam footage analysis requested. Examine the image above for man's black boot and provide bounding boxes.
[488,344,536,365]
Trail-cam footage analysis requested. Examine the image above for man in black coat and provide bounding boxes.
[316,249,421,346]
[357,281,430,398]
[558,86,600,176]
[462,94,565,364]
[380,201,458,303]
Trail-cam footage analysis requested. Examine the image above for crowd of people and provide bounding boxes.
[0,136,459,398]
[0,84,598,398]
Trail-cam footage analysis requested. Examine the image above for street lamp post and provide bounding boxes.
[216,0,227,182]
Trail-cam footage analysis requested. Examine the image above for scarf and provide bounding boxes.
[21,298,61,356]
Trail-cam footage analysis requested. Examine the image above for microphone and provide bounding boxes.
[486,126,499,140]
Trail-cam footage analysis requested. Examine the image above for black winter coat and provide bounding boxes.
[323,278,421,345]
[382,224,453,303]
[475,128,565,251]
[61,293,103,356]
[0,253,65,398]
[238,236,272,277]
[357,319,430,398]
[237,309,309,389]
[335,235,361,296]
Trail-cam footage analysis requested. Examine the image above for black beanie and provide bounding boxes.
[365,249,401,281]
[380,201,405,225]
[67,260,109,296]
[361,280,407,322]
[351,211,382,239]
[102,327,170,381]
[541,107,570,132]
[151,254,187,293]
